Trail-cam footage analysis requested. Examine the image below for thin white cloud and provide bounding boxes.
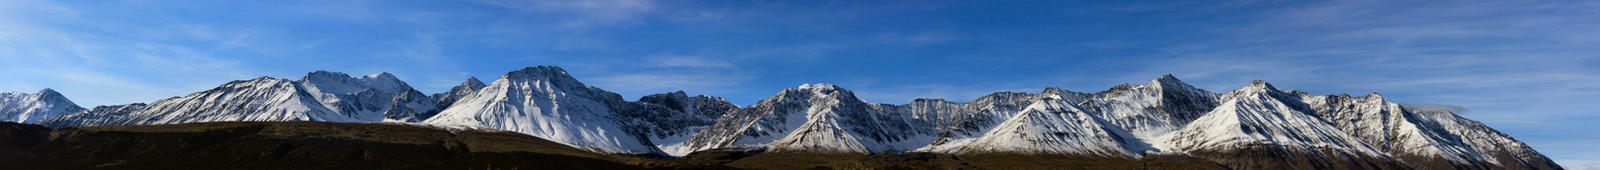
[476,0,655,27]
[650,56,733,68]
[873,32,954,44]
[0,0,272,106]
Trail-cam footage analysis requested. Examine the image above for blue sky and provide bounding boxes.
[1,0,1597,168]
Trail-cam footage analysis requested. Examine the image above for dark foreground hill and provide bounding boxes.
[632,150,1228,169]
[0,121,649,169]
[1,121,1231,169]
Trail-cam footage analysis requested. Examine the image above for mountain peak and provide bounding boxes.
[643,90,690,100]
[463,77,485,86]
[302,70,355,83]
[1363,92,1386,99]
[2,88,85,124]
[1246,80,1276,90]
[693,94,722,99]
[307,70,349,78]
[513,66,568,74]
[364,72,398,80]
[248,76,283,81]
[498,66,595,92]
[444,77,485,91]
[1043,87,1064,93]
[1042,87,1068,98]
[300,70,414,94]
[31,88,74,104]
[36,88,59,95]
[1147,74,1201,91]
[1222,80,1282,99]
[1155,73,1179,82]
[361,72,406,86]
[504,66,577,81]
[797,83,840,90]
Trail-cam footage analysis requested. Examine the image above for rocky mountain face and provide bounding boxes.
[0,89,85,124]
[1081,74,1219,140]
[19,66,1559,169]
[298,71,439,122]
[1301,91,1561,169]
[626,91,739,156]
[428,77,486,115]
[896,91,1047,152]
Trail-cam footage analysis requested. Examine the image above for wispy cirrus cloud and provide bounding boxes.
[474,0,655,27]
[649,56,734,68]
[0,0,266,106]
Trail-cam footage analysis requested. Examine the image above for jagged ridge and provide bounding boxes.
[17,66,1559,169]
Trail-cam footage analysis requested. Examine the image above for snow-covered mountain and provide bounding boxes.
[1080,74,1219,140]
[37,103,148,127]
[675,84,1064,155]
[1300,91,1560,169]
[1401,108,1561,169]
[666,75,1554,169]
[763,84,931,153]
[676,84,931,154]
[40,77,350,126]
[31,66,726,155]
[900,90,1047,152]
[298,71,438,122]
[421,66,733,154]
[39,71,441,127]
[626,91,739,156]
[24,66,1558,169]
[955,92,1151,157]
[422,66,655,153]
[0,89,85,123]
[1161,81,1401,169]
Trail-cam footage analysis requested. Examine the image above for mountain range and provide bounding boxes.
[2,66,1561,169]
